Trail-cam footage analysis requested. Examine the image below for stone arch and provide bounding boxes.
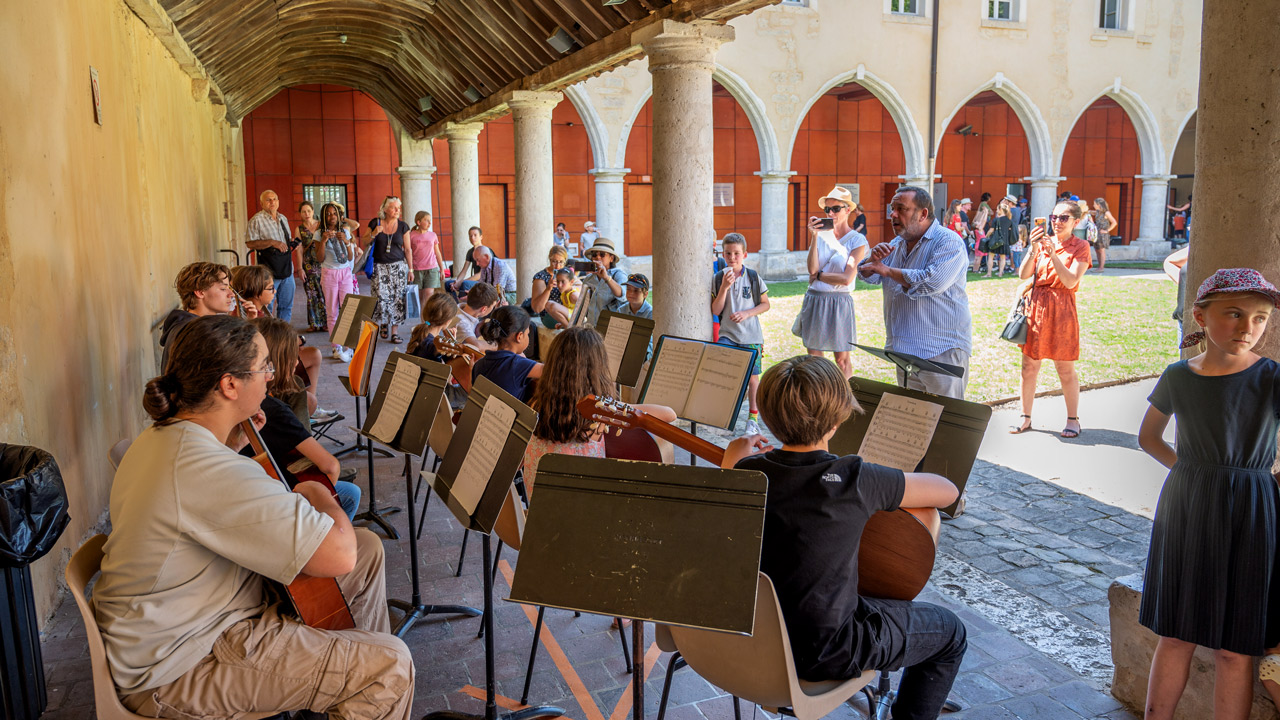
[610,64,782,173]
[564,83,610,171]
[1058,84,1165,176]
[1170,107,1197,175]
[787,66,927,179]
[939,74,1053,178]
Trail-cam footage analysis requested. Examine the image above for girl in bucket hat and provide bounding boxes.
[1136,267,1280,717]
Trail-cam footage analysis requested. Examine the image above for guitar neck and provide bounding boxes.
[634,414,725,467]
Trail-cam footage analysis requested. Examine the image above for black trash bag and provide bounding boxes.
[0,445,71,568]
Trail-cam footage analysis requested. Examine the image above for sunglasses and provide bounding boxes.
[1047,214,1074,223]
[823,205,848,214]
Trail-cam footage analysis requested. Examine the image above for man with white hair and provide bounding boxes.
[245,190,301,322]
[465,246,517,306]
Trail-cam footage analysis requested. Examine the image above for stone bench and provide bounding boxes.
[1109,573,1278,718]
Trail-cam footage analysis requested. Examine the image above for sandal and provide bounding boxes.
[1061,417,1082,439]
[379,325,389,340]
[390,334,404,344]
[1261,654,1280,684]
[1009,414,1032,434]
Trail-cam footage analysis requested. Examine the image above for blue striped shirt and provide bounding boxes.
[862,220,972,357]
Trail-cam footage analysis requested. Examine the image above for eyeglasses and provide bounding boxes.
[240,362,276,377]
[823,205,848,214]
[1047,214,1074,224]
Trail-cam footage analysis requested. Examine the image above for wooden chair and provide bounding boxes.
[664,573,875,720]
[64,535,276,720]
[106,439,132,471]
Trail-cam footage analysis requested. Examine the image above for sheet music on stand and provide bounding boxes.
[638,335,754,430]
[423,375,537,533]
[596,309,655,388]
[509,454,768,632]
[359,352,451,456]
[331,294,377,349]
[831,376,992,517]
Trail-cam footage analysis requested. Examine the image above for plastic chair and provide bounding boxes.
[665,573,875,720]
[64,535,277,720]
[107,439,132,471]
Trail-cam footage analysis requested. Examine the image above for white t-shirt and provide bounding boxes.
[810,229,868,292]
[93,421,333,694]
[456,308,482,343]
[319,228,355,271]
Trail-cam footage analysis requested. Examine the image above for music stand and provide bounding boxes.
[359,352,481,637]
[421,376,562,720]
[830,375,991,524]
[639,335,755,466]
[852,344,965,384]
[596,309,655,388]
[339,321,400,538]
[509,455,768,720]
[332,297,395,460]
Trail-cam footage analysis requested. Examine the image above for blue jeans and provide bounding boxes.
[334,480,361,521]
[272,275,296,322]
[1011,248,1024,270]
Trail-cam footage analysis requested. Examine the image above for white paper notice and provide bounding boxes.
[451,395,517,516]
[369,359,421,444]
[602,316,634,381]
[642,339,705,412]
[684,343,753,428]
[857,394,944,472]
[332,300,359,346]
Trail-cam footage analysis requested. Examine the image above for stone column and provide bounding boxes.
[635,19,735,341]
[397,165,436,220]
[1026,177,1064,227]
[1184,0,1280,359]
[507,91,563,301]
[590,168,630,258]
[755,170,796,280]
[444,122,484,270]
[1134,174,1173,243]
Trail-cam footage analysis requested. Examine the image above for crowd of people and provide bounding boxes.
[87,177,1280,720]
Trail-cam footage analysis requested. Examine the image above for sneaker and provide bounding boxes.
[745,418,761,435]
[339,347,354,363]
[311,408,338,421]
[330,346,344,360]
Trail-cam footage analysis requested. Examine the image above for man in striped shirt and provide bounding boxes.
[859,186,972,399]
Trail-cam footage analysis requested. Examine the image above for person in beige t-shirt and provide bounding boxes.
[94,315,414,720]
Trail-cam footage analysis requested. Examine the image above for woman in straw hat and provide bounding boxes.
[792,186,868,379]
[581,237,628,326]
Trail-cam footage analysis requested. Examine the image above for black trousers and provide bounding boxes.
[853,599,967,720]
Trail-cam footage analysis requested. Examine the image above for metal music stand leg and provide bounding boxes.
[336,393,395,459]
[422,535,565,720]
[631,620,645,720]
[861,670,962,718]
[355,400,402,539]
[389,453,480,638]
[688,423,698,467]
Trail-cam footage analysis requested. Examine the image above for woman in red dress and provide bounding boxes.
[1010,201,1091,438]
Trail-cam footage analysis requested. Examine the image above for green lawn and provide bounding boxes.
[758,272,1179,403]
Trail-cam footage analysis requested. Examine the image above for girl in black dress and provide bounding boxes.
[1137,268,1280,719]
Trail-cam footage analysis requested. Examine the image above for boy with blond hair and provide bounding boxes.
[711,233,770,434]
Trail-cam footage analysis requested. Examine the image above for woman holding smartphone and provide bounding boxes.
[792,186,868,379]
[1010,201,1091,438]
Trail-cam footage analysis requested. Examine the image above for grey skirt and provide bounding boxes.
[793,288,856,352]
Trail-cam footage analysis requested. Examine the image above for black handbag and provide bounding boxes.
[1001,296,1028,344]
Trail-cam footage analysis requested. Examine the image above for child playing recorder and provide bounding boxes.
[721,355,965,720]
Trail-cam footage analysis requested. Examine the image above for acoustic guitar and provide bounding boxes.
[238,418,357,630]
[435,331,485,362]
[576,395,941,602]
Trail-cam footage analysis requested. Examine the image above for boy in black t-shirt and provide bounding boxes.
[722,356,966,720]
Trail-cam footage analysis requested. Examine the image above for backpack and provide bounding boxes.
[713,267,763,307]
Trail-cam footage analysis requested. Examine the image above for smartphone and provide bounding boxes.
[1033,217,1047,231]
[811,217,835,230]
[573,260,597,273]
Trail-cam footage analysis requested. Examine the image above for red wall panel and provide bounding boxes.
[1058,100,1143,242]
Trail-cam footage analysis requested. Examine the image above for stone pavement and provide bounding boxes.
[33,325,1195,720]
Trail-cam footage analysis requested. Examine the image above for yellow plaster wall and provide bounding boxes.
[0,0,237,624]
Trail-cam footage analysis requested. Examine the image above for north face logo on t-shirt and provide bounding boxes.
[822,473,842,483]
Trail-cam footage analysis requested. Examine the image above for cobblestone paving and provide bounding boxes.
[36,335,1147,720]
